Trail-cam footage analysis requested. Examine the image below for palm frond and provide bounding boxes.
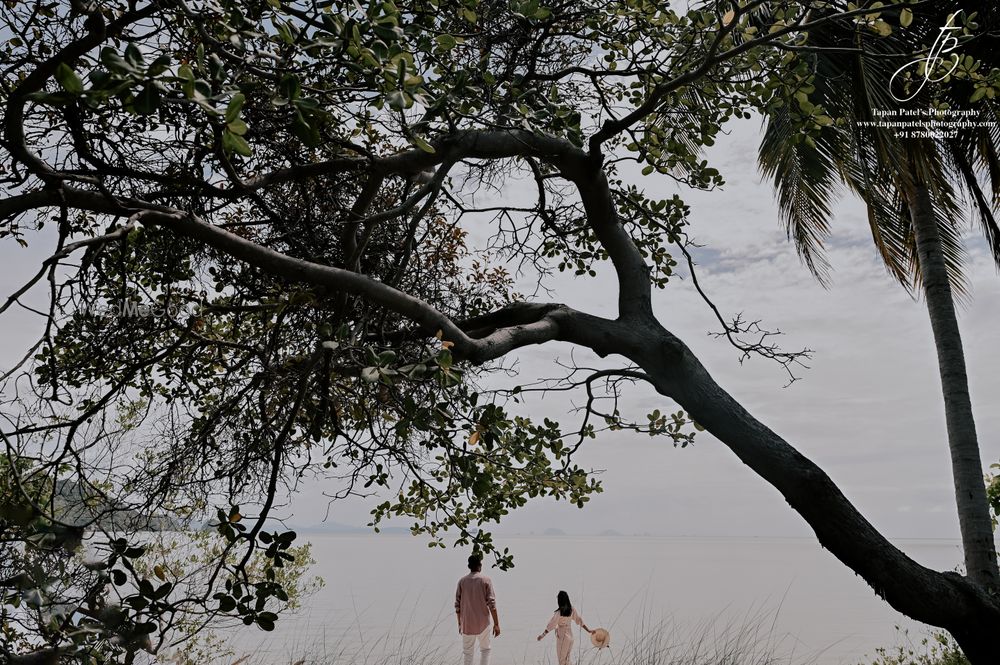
[756,4,1000,296]
[759,107,841,284]
[840,43,916,287]
[899,178,971,303]
[946,140,1000,268]
[856,176,914,289]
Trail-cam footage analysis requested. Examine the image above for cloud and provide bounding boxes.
[3,119,998,542]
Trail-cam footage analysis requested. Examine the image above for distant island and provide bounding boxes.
[287,523,656,537]
[276,520,668,537]
[295,521,411,535]
[53,479,180,531]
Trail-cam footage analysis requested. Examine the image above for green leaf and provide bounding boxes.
[25,91,74,106]
[276,21,294,45]
[55,63,84,95]
[138,579,155,597]
[279,73,301,101]
[135,622,157,635]
[900,8,913,27]
[225,93,245,122]
[133,84,161,115]
[216,594,237,612]
[101,48,135,75]
[227,118,248,135]
[293,97,320,111]
[291,117,321,146]
[434,34,458,50]
[386,89,412,110]
[222,130,252,157]
[125,596,147,610]
[147,54,172,77]
[124,43,145,70]
[410,134,436,153]
[152,582,173,600]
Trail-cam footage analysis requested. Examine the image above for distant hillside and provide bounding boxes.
[299,521,411,535]
[53,479,180,531]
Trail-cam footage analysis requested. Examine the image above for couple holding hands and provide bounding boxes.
[455,554,610,665]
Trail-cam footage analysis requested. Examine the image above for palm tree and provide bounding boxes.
[757,4,1000,590]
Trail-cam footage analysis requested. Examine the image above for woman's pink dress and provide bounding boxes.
[546,609,584,665]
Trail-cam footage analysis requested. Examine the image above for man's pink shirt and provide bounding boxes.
[455,571,496,635]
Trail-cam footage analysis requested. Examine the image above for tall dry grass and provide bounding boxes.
[209,605,820,665]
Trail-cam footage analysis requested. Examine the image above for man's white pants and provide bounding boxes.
[462,626,492,665]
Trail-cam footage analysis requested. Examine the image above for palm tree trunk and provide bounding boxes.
[904,173,999,591]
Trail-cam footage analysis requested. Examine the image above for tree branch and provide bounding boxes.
[624,321,1000,643]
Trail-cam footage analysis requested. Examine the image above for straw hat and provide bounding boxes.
[590,627,610,649]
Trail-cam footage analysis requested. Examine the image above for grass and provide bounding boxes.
[853,628,969,665]
[176,604,824,665]
[159,601,970,665]
[577,605,818,665]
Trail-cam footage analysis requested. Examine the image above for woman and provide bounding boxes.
[536,590,592,665]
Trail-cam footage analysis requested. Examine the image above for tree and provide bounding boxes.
[0,459,322,664]
[757,4,1000,589]
[2,0,1000,662]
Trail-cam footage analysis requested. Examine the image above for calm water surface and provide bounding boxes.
[222,534,966,665]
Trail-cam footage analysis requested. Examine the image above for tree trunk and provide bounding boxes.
[604,319,1000,664]
[903,174,1000,591]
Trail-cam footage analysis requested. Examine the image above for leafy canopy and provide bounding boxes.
[0,0,938,661]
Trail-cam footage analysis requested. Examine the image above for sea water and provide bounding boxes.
[216,533,967,665]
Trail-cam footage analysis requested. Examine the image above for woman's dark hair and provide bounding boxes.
[557,590,572,617]
[468,554,483,571]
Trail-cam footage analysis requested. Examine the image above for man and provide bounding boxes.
[455,554,500,665]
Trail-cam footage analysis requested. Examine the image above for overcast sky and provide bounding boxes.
[268,118,1000,541]
[3,119,999,544]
